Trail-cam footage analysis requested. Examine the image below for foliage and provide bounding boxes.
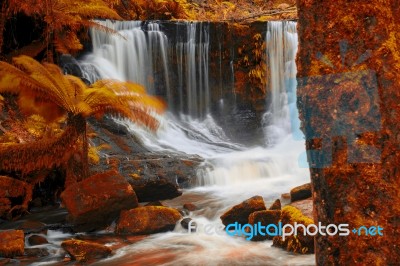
[2,0,121,55]
[128,0,195,20]
[0,55,165,176]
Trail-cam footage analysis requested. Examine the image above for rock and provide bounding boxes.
[220,196,266,226]
[0,230,24,258]
[28,235,48,246]
[290,198,313,220]
[61,239,112,262]
[248,210,281,241]
[131,179,182,203]
[61,170,138,232]
[272,206,314,254]
[183,203,197,212]
[269,199,281,210]
[144,201,164,207]
[0,176,32,219]
[25,248,49,257]
[116,206,182,235]
[290,183,312,203]
[281,193,291,200]
[18,220,47,234]
[180,218,195,231]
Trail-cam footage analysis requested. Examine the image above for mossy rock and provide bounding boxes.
[272,206,315,254]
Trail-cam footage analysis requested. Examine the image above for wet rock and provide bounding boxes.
[248,210,281,241]
[0,230,24,258]
[61,239,112,262]
[18,220,47,234]
[272,206,314,254]
[290,183,312,203]
[183,203,197,212]
[116,206,182,235]
[269,199,281,210]
[220,196,266,226]
[180,218,195,231]
[25,248,49,257]
[281,193,291,200]
[290,198,313,220]
[131,179,182,203]
[145,201,164,207]
[61,170,138,232]
[28,235,48,246]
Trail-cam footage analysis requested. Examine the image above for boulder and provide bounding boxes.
[220,196,266,226]
[269,199,281,210]
[290,183,312,203]
[28,235,48,246]
[18,220,47,234]
[272,206,315,254]
[61,239,112,262]
[116,206,182,235]
[131,179,182,203]
[290,198,313,220]
[61,170,138,232]
[0,230,24,258]
[248,210,281,241]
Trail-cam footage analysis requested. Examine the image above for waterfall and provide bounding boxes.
[79,20,308,189]
[263,21,299,146]
[81,20,170,95]
[175,22,210,117]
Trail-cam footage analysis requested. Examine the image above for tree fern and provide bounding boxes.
[0,55,164,176]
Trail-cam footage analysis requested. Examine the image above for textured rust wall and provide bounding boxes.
[296,0,400,265]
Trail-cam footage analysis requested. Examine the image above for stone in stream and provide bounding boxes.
[61,170,138,232]
[61,239,112,262]
[0,230,24,258]
[116,206,182,235]
[290,183,312,203]
[25,248,50,257]
[269,199,281,210]
[272,205,314,254]
[18,220,47,234]
[28,235,48,246]
[248,210,282,241]
[220,196,266,226]
[180,218,196,231]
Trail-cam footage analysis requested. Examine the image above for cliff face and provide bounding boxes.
[296,0,400,264]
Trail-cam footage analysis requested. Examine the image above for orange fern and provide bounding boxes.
[0,55,165,175]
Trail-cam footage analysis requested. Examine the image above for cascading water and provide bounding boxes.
[74,20,313,265]
[175,22,210,117]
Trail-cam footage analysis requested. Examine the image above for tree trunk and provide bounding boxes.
[296,0,400,265]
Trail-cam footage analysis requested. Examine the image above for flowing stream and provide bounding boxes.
[51,20,314,265]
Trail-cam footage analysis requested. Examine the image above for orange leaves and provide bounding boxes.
[130,0,194,20]
[0,56,165,176]
[7,0,122,54]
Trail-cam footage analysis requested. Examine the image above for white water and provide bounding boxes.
[78,20,313,265]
